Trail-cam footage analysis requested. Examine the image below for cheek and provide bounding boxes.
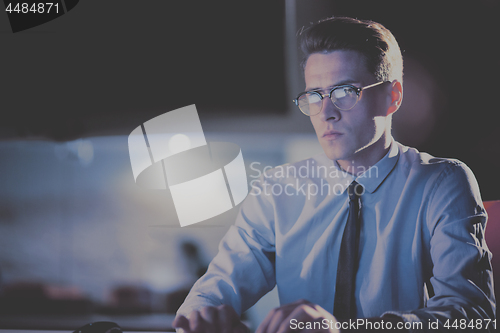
[346,113,377,143]
[349,98,384,134]
[351,115,386,148]
[310,117,321,135]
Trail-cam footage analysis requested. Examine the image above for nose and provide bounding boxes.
[318,95,341,121]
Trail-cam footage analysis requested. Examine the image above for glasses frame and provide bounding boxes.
[293,81,388,116]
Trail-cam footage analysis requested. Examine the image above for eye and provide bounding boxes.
[333,89,347,99]
[333,86,356,99]
[306,93,322,104]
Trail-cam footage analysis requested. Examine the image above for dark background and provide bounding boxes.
[0,1,287,138]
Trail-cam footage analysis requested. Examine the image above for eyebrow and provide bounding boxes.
[305,79,359,92]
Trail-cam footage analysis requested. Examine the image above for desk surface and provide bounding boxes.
[0,314,176,332]
[0,331,170,333]
[0,331,173,333]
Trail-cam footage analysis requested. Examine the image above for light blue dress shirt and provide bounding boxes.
[177,140,495,331]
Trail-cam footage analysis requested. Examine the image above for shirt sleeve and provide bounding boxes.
[385,161,496,332]
[176,175,277,319]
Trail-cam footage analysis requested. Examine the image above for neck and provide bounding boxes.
[337,133,392,176]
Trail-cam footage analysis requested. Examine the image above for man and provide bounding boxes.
[173,17,495,333]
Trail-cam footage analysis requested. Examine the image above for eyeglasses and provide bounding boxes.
[293,81,388,116]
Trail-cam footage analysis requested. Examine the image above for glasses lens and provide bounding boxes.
[332,86,358,110]
[297,92,322,115]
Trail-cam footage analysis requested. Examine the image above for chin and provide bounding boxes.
[319,137,355,162]
[322,145,350,162]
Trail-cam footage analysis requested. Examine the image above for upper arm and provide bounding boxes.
[425,161,495,319]
[177,175,278,317]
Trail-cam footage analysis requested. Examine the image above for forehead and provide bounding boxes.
[304,50,371,89]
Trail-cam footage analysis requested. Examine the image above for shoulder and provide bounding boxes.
[395,142,481,204]
[396,141,473,180]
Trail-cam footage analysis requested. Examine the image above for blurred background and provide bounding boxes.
[0,0,499,331]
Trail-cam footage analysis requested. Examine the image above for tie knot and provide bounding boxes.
[348,181,363,200]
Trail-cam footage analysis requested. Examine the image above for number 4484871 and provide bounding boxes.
[5,3,59,14]
[443,318,496,330]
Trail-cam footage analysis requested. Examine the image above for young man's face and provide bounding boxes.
[304,50,392,166]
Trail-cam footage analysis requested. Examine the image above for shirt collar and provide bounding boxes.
[355,138,399,194]
[332,138,400,195]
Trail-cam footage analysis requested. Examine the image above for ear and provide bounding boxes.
[387,80,403,116]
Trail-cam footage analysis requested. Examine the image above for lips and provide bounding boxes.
[323,131,343,139]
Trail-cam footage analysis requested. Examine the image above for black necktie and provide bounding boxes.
[333,181,362,321]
